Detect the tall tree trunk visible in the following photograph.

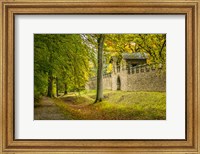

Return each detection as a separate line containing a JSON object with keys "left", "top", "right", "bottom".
{"left": 64, "top": 83, "right": 68, "bottom": 95}
{"left": 47, "top": 70, "right": 53, "bottom": 97}
{"left": 159, "top": 40, "right": 166, "bottom": 60}
{"left": 94, "top": 34, "right": 105, "bottom": 103}
{"left": 47, "top": 50, "right": 53, "bottom": 97}
{"left": 56, "top": 77, "right": 59, "bottom": 97}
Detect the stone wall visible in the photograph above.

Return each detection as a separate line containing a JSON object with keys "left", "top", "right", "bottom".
{"left": 86, "top": 64, "right": 166, "bottom": 92}
{"left": 85, "top": 74, "right": 112, "bottom": 90}
{"left": 112, "top": 64, "right": 166, "bottom": 92}
{"left": 103, "top": 75, "right": 112, "bottom": 90}
{"left": 111, "top": 69, "right": 128, "bottom": 91}
{"left": 85, "top": 78, "right": 97, "bottom": 90}
{"left": 128, "top": 66, "right": 165, "bottom": 91}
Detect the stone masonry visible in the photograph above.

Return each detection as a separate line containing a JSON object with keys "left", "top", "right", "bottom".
{"left": 86, "top": 53, "right": 166, "bottom": 92}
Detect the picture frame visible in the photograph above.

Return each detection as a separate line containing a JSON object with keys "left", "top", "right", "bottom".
{"left": 0, "top": 0, "right": 199, "bottom": 153}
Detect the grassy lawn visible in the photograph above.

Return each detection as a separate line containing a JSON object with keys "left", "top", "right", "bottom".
{"left": 54, "top": 90, "right": 166, "bottom": 120}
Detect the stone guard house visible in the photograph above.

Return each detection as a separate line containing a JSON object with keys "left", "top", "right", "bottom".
{"left": 86, "top": 52, "right": 166, "bottom": 92}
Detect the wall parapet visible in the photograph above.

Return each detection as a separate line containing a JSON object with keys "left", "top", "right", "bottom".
{"left": 114, "top": 63, "right": 163, "bottom": 74}
{"left": 86, "top": 63, "right": 165, "bottom": 92}
{"left": 127, "top": 63, "right": 163, "bottom": 74}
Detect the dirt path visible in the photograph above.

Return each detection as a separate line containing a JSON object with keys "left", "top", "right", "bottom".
{"left": 34, "top": 97, "right": 66, "bottom": 120}
{"left": 59, "top": 96, "right": 90, "bottom": 109}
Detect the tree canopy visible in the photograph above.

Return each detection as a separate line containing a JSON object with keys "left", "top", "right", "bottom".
{"left": 34, "top": 34, "right": 93, "bottom": 100}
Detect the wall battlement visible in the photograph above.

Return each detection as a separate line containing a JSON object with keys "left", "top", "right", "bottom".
{"left": 115, "top": 63, "right": 162, "bottom": 74}
{"left": 86, "top": 63, "right": 166, "bottom": 92}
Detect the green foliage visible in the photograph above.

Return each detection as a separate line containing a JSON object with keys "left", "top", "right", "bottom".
{"left": 34, "top": 34, "right": 94, "bottom": 102}
{"left": 103, "top": 34, "right": 166, "bottom": 71}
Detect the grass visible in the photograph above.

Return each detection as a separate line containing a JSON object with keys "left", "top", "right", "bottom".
{"left": 54, "top": 90, "right": 166, "bottom": 120}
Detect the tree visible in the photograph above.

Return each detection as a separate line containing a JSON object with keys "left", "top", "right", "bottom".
{"left": 34, "top": 34, "right": 93, "bottom": 102}
{"left": 34, "top": 34, "right": 50, "bottom": 101}
{"left": 94, "top": 34, "right": 105, "bottom": 103}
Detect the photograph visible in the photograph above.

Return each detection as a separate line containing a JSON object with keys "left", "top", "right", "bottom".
{"left": 34, "top": 34, "right": 166, "bottom": 120}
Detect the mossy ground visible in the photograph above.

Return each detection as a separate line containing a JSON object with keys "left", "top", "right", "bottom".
{"left": 53, "top": 90, "right": 166, "bottom": 120}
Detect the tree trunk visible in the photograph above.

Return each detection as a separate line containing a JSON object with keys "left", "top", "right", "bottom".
{"left": 47, "top": 50, "right": 53, "bottom": 97}
{"left": 64, "top": 83, "right": 68, "bottom": 95}
{"left": 94, "top": 34, "right": 105, "bottom": 103}
{"left": 56, "top": 77, "right": 59, "bottom": 97}
{"left": 47, "top": 70, "right": 53, "bottom": 97}
{"left": 159, "top": 40, "right": 166, "bottom": 60}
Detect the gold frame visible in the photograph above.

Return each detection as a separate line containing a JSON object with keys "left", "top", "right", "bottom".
{"left": 0, "top": 0, "right": 199, "bottom": 153}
